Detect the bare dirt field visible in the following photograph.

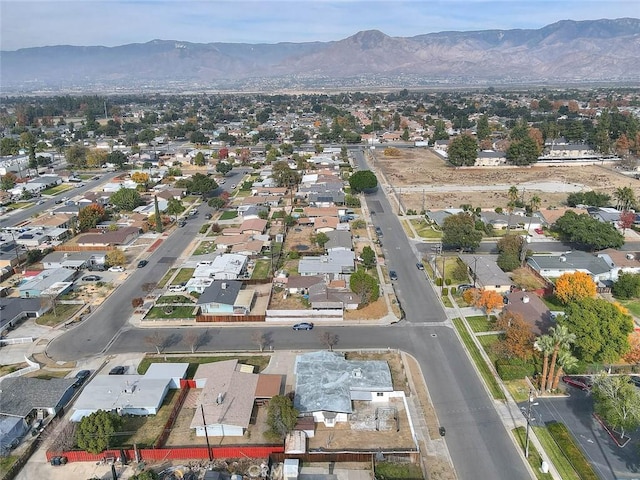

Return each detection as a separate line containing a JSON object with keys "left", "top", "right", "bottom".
{"left": 374, "top": 148, "right": 638, "bottom": 210}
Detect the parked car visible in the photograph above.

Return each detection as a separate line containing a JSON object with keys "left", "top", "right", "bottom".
{"left": 534, "top": 228, "right": 544, "bottom": 235}
{"left": 108, "top": 366, "right": 126, "bottom": 375}
{"left": 88, "top": 264, "right": 106, "bottom": 272}
{"left": 108, "top": 266, "right": 125, "bottom": 272}
{"left": 292, "top": 322, "right": 314, "bottom": 331}
{"left": 204, "top": 213, "right": 213, "bottom": 220}
{"left": 137, "top": 260, "right": 148, "bottom": 268}
{"left": 457, "top": 284, "right": 474, "bottom": 293}
{"left": 178, "top": 220, "right": 187, "bottom": 227}
{"left": 562, "top": 375, "right": 592, "bottom": 391}
{"left": 389, "top": 270, "right": 398, "bottom": 281}
{"left": 416, "top": 262, "right": 425, "bottom": 270}
{"left": 82, "top": 275, "right": 101, "bottom": 282}
{"left": 439, "top": 426, "right": 446, "bottom": 436}
{"left": 168, "top": 285, "right": 186, "bottom": 293}
{"left": 628, "top": 376, "right": 640, "bottom": 388}
{"left": 74, "top": 370, "right": 91, "bottom": 386}
{"left": 375, "top": 226, "right": 383, "bottom": 236}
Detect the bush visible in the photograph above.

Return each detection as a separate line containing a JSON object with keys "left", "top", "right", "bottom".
{"left": 450, "top": 287, "right": 457, "bottom": 295}
{"left": 442, "top": 287, "right": 449, "bottom": 295}
{"left": 546, "top": 422, "right": 599, "bottom": 480}
{"left": 435, "top": 278, "right": 442, "bottom": 286}
{"left": 495, "top": 359, "right": 535, "bottom": 381}
{"left": 445, "top": 278, "right": 452, "bottom": 286}
{"left": 288, "top": 251, "right": 300, "bottom": 259}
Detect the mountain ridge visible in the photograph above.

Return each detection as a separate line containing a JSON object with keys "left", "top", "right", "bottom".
{"left": 2, "top": 18, "right": 639, "bottom": 91}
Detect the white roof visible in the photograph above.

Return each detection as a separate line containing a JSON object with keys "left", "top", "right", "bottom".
{"left": 145, "top": 363, "right": 189, "bottom": 380}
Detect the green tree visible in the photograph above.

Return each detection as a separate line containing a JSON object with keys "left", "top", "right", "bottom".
{"left": 154, "top": 196, "right": 162, "bottom": 233}
{"left": 360, "top": 246, "right": 376, "bottom": 269}
{"left": 348, "top": 170, "right": 378, "bottom": 193}
{"left": 614, "top": 186, "right": 636, "bottom": 211}
{"left": 110, "top": 188, "right": 143, "bottom": 211}
{"left": 592, "top": 373, "right": 640, "bottom": 438}
{"left": 129, "top": 470, "right": 159, "bottom": 480}
{"left": 447, "top": 134, "right": 478, "bottom": 166}
{"left": 166, "top": 197, "right": 185, "bottom": 218}
{"left": 612, "top": 272, "right": 640, "bottom": 299}
{"left": 496, "top": 234, "right": 524, "bottom": 271}
{"left": 441, "top": 213, "right": 483, "bottom": 252}
{"left": 315, "top": 232, "right": 329, "bottom": 248}
{"left": 349, "top": 269, "right": 380, "bottom": 305}
{"left": 1, "top": 172, "right": 17, "bottom": 190}
{"left": 208, "top": 197, "right": 227, "bottom": 210}
{"left": 344, "top": 194, "right": 361, "bottom": 208}
{"left": 187, "top": 173, "right": 218, "bottom": 195}
{"left": 76, "top": 410, "right": 121, "bottom": 454}
{"left": 566, "top": 191, "right": 611, "bottom": 208}
{"left": 554, "top": 211, "right": 624, "bottom": 251}
{"left": 215, "top": 161, "right": 232, "bottom": 176}
{"left": 0, "top": 137, "right": 20, "bottom": 156}
{"left": 65, "top": 144, "right": 88, "bottom": 169}
{"left": 105, "top": 248, "right": 126, "bottom": 266}
{"left": 78, "top": 204, "right": 106, "bottom": 231}
{"left": 476, "top": 115, "right": 491, "bottom": 141}
{"left": 535, "top": 335, "right": 555, "bottom": 391}
{"left": 193, "top": 151, "right": 206, "bottom": 166}
{"left": 562, "top": 298, "right": 634, "bottom": 363}
{"left": 271, "top": 161, "right": 301, "bottom": 188}
{"left": 265, "top": 395, "right": 298, "bottom": 441}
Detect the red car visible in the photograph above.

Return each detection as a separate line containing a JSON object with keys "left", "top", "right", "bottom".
{"left": 534, "top": 228, "right": 544, "bottom": 235}
{"left": 562, "top": 376, "right": 592, "bottom": 391}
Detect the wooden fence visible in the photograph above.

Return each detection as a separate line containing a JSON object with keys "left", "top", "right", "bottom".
{"left": 154, "top": 384, "right": 191, "bottom": 449}
{"left": 196, "top": 314, "right": 266, "bottom": 323}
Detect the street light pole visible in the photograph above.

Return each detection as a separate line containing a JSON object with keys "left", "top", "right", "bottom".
{"left": 524, "top": 389, "right": 539, "bottom": 458}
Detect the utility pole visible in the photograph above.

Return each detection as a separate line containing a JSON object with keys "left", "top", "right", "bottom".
{"left": 524, "top": 389, "right": 539, "bottom": 458}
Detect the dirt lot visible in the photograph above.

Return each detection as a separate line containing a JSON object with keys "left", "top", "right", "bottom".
{"left": 374, "top": 148, "right": 638, "bottom": 210}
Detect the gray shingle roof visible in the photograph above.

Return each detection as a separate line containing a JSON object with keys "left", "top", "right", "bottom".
{"left": 0, "top": 377, "right": 75, "bottom": 418}
{"left": 197, "top": 280, "right": 242, "bottom": 306}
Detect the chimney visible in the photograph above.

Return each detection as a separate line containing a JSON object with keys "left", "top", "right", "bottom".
{"left": 221, "top": 283, "right": 227, "bottom": 290}
{"left": 216, "top": 392, "right": 224, "bottom": 404}
{"left": 522, "top": 295, "right": 530, "bottom": 304}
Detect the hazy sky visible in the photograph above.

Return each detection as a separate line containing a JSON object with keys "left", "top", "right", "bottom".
{"left": 1, "top": 0, "right": 638, "bottom": 51}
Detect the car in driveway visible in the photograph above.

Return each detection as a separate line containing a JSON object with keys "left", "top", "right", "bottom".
{"left": 389, "top": 270, "right": 398, "bottom": 281}
{"left": 292, "top": 322, "right": 314, "bottom": 331}
{"left": 416, "top": 262, "right": 425, "bottom": 270}
{"left": 204, "top": 213, "right": 212, "bottom": 220}
{"left": 108, "top": 366, "right": 126, "bottom": 375}
{"left": 534, "top": 228, "right": 544, "bottom": 235}
{"left": 82, "top": 275, "right": 101, "bottom": 282}
{"left": 74, "top": 370, "right": 91, "bottom": 386}
{"left": 137, "top": 260, "right": 148, "bottom": 268}
{"left": 562, "top": 375, "right": 592, "bottom": 391}
{"left": 108, "top": 266, "right": 125, "bottom": 272}
{"left": 375, "top": 226, "right": 383, "bottom": 236}
{"left": 628, "top": 375, "right": 640, "bottom": 388}
{"left": 168, "top": 284, "right": 186, "bottom": 293}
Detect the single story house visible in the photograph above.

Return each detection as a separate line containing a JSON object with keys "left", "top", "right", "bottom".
{"left": 19, "top": 268, "right": 75, "bottom": 298}
{"left": 298, "top": 250, "right": 355, "bottom": 279}
{"left": 285, "top": 275, "right": 324, "bottom": 294}
{"left": 197, "top": 280, "right": 256, "bottom": 315}
{"left": 76, "top": 226, "right": 141, "bottom": 247}
{"left": 527, "top": 251, "right": 613, "bottom": 284}
{"left": 325, "top": 231, "right": 352, "bottom": 252}
{"left": 0, "top": 297, "right": 43, "bottom": 332}
{"left": 308, "top": 283, "right": 360, "bottom": 310}
{"left": 190, "top": 360, "right": 282, "bottom": 437}
{"left": 459, "top": 254, "right": 512, "bottom": 294}
{"left": 0, "top": 376, "right": 76, "bottom": 423}
{"left": 503, "top": 291, "right": 553, "bottom": 335}
{"left": 294, "top": 351, "right": 393, "bottom": 428}
{"left": 596, "top": 249, "right": 640, "bottom": 281}
{"left": 193, "top": 254, "right": 248, "bottom": 280}
{"left": 42, "top": 251, "right": 106, "bottom": 270}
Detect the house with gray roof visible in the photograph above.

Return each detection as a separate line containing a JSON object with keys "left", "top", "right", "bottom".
{"left": 298, "top": 250, "right": 355, "bottom": 279}
{"left": 527, "top": 251, "right": 614, "bottom": 284}
{"left": 197, "top": 280, "right": 256, "bottom": 315}
{"left": 0, "top": 377, "right": 76, "bottom": 420}
{"left": 308, "top": 283, "right": 360, "bottom": 310}
{"left": 294, "top": 351, "right": 393, "bottom": 428}
{"left": 42, "top": 251, "right": 106, "bottom": 270}
{"left": 19, "top": 268, "right": 75, "bottom": 298}
{"left": 425, "top": 209, "right": 462, "bottom": 227}
{"left": 459, "top": 254, "right": 512, "bottom": 293}
{"left": 325, "top": 230, "right": 352, "bottom": 252}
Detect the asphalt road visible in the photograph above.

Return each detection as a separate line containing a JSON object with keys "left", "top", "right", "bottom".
{"left": 44, "top": 162, "right": 530, "bottom": 480}
{"left": 528, "top": 390, "right": 640, "bottom": 480}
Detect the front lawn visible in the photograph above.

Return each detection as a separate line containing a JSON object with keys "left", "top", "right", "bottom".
{"left": 466, "top": 315, "right": 495, "bottom": 333}
{"left": 145, "top": 305, "right": 197, "bottom": 319}
{"left": 615, "top": 298, "right": 640, "bottom": 318}
{"left": 170, "top": 268, "right": 195, "bottom": 285}
{"left": 156, "top": 295, "right": 195, "bottom": 304}
{"left": 41, "top": 184, "right": 75, "bottom": 195}
{"left": 541, "top": 295, "right": 565, "bottom": 311}
{"left": 0, "top": 456, "right": 18, "bottom": 478}
{"left": 375, "top": 461, "right": 423, "bottom": 480}
{"left": 219, "top": 210, "right": 238, "bottom": 220}
{"left": 137, "top": 355, "right": 271, "bottom": 378}
{"left": 158, "top": 268, "right": 176, "bottom": 288}
{"left": 193, "top": 241, "right": 216, "bottom": 255}
{"left": 409, "top": 219, "right": 442, "bottom": 239}
{"left": 36, "top": 303, "right": 83, "bottom": 326}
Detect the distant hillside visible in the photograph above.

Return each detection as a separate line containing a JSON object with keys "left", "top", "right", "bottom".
{"left": 2, "top": 18, "right": 639, "bottom": 92}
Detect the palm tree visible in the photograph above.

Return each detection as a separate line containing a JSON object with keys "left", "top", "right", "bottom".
{"left": 614, "top": 186, "right": 636, "bottom": 211}
{"left": 507, "top": 185, "right": 519, "bottom": 232}
{"left": 545, "top": 325, "right": 577, "bottom": 392}
{"left": 535, "top": 335, "right": 554, "bottom": 392}
{"left": 527, "top": 194, "right": 542, "bottom": 235}
{"left": 551, "top": 349, "right": 579, "bottom": 390}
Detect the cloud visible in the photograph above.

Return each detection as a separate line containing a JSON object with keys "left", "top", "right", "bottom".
{"left": 1, "top": 0, "right": 638, "bottom": 50}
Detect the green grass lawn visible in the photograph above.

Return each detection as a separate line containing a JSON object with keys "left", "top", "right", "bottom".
{"left": 615, "top": 298, "right": 640, "bottom": 318}
{"left": 137, "top": 355, "right": 271, "bottom": 377}
{"left": 466, "top": 315, "right": 495, "bottom": 333}
{"left": 375, "top": 461, "right": 424, "bottom": 480}
{"left": 477, "top": 333, "right": 501, "bottom": 363}
{"left": 512, "top": 427, "right": 554, "bottom": 480}
{"left": 452, "top": 318, "right": 505, "bottom": 400}
{"left": 158, "top": 268, "right": 176, "bottom": 288}
{"left": 251, "top": 259, "right": 271, "bottom": 279}
{"left": 145, "top": 305, "right": 197, "bottom": 319}
{"left": 441, "top": 294, "right": 453, "bottom": 307}
{"left": 41, "top": 184, "right": 75, "bottom": 195}
{"left": 409, "top": 219, "right": 442, "bottom": 239}
{"left": 7, "top": 201, "right": 35, "bottom": 211}
{"left": 219, "top": 210, "right": 238, "bottom": 220}
{"left": 36, "top": 303, "right": 84, "bottom": 326}
{"left": 0, "top": 456, "right": 18, "bottom": 477}
{"left": 193, "top": 241, "right": 216, "bottom": 255}
{"left": 170, "top": 268, "right": 195, "bottom": 285}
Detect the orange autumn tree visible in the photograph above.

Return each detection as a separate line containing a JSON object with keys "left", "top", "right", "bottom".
{"left": 465, "top": 288, "right": 503, "bottom": 318}
{"left": 554, "top": 271, "right": 597, "bottom": 305}
{"left": 495, "top": 311, "right": 535, "bottom": 361}
{"left": 623, "top": 331, "right": 640, "bottom": 364}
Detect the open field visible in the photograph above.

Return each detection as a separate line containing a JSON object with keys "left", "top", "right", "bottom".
{"left": 374, "top": 148, "right": 638, "bottom": 210}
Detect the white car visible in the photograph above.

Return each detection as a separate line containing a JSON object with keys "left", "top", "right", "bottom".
{"left": 108, "top": 266, "right": 125, "bottom": 272}
{"left": 168, "top": 285, "right": 186, "bottom": 293}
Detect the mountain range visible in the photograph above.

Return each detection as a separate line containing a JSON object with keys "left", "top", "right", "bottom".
{"left": 2, "top": 18, "right": 639, "bottom": 92}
